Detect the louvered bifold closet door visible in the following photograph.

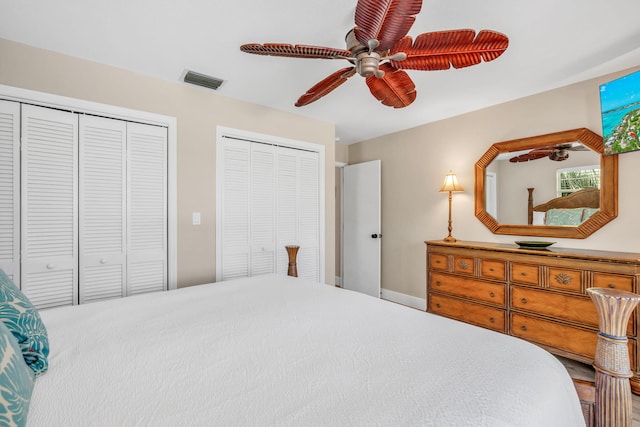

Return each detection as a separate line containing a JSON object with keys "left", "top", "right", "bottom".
{"left": 250, "top": 143, "right": 276, "bottom": 275}
{"left": 127, "top": 122, "right": 167, "bottom": 295}
{"left": 21, "top": 105, "right": 78, "bottom": 308}
{"left": 275, "top": 147, "right": 298, "bottom": 276}
{"left": 296, "top": 150, "right": 320, "bottom": 281}
{"left": 79, "top": 115, "right": 126, "bottom": 303}
{"left": 220, "top": 139, "right": 251, "bottom": 280}
{"left": 0, "top": 100, "right": 20, "bottom": 283}
{"left": 275, "top": 147, "right": 319, "bottom": 281}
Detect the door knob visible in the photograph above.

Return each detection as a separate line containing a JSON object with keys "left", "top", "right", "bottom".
{"left": 371, "top": 234, "right": 382, "bottom": 239}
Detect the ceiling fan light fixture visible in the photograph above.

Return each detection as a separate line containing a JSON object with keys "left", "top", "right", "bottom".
{"left": 356, "top": 52, "right": 381, "bottom": 77}
{"left": 183, "top": 70, "right": 224, "bottom": 91}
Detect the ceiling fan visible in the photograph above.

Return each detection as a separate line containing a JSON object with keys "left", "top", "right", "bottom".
{"left": 240, "top": 0, "right": 509, "bottom": 108}
{"left": 509, "top": 143, "right": 590, "bottom": 163}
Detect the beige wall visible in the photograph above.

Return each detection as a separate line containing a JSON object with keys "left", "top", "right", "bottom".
{"left": 335, "top": 144, "right": 349, "bottom": 164}
{"left": 349, "top": 66, "right": 640, "bottom": 299}
{"left": 0, "top": 38, "right": 336, "bottom": 287}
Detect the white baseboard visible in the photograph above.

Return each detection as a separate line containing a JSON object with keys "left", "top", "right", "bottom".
{"left": 381, "top": 289, "right": 426, "bottom": 311}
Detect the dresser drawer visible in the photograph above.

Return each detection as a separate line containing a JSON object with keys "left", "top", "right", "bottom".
{"left": 429, "top": 253, "right": 449, "bottom": 271}
{"left": 511, "top": 263, "right": 539, "bottom": 286}
{"left": 430, "top": 293, "right": 506, "bottom": 333}
{"left": 510, "top": 313, "right": 637, "bottom": 370}
{"left": 453, "top": 256, "right": 474, "bottom": 275}
{"left": 548, "top": 267, "right": 582, "bottom": 292}
{"left": 480, "top": 259, "right": 506, "bottom": 281}
{"left": 511, "top": 286, "right": 600, "bottom": 329}
{"left": 431, "top": 272, "right": 505, "bottom": 306}
{"left": 592, "top": 273, "right": 634, "bottom": 292}
{"left": 511, "top": 313, "right": 598, "bottom": 360}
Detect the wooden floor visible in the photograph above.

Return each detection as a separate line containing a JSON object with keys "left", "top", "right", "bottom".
{"left": 556, "top": 356, "right": 640, "bottom": 425}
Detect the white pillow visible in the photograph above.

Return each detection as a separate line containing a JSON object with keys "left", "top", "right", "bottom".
{"left": 532, "top": 211, "right": 546, "bottom": 225}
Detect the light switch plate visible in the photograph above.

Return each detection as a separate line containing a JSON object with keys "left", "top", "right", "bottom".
{"left": 192, "top": 212, "right": 201, "bottom": 225}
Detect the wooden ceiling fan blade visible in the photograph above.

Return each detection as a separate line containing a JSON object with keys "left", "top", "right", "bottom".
{"left": 354, "top": 0, "right": 422, "bottom": 52}
{"left": 365, "top": 63, "right": 416, "bottom": 108}
{"left": 240, "top": 43, "right": 352, "bottom": 59}
{"left": 509, "top": 151, "right": 552, "bottom": 163}
{"left": 295, "top": 67, "right": 357, "bottom": 107}
{"left": 390, "top": 29, "right": 509, "bottom": 70}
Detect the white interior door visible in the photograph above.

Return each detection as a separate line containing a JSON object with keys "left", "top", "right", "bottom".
{"left": 21, "top": 104, "right": 79, "bottom": 308}
{"left": 342, "top": 160, "right": 381, "bottom": 298}
{"left": 126, "top": 122, "right": 168, "bottom": 295}
{"left": 0, "top": 100, "right": 20, "bottom": 283}
{"left": 217, "top": 134, "right": 321, "bottom": 283}
{"left": 485, "top": 171, "right": 497, "bottom": 219}
{"left": 79, "top": 115, "right": 127, "bottom": 303}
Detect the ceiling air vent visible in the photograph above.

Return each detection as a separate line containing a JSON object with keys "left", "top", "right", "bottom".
{"left": 183, "top": 70, "right": 224, "bottom": 90}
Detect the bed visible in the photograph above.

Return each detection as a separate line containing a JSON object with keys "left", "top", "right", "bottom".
{"left": 527, "top": 187, "right": 600, "bottom": 225}
{"left": 0, "top": 274, "right": 589, "bottom": 426}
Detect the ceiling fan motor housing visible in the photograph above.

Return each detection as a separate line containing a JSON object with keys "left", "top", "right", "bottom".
{"left": 345, "top": 28, "right": 367, "bottom": 54}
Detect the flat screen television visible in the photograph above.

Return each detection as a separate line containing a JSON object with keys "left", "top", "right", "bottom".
{"left": 599, "top": 69, "right": 640, "bottom": 155}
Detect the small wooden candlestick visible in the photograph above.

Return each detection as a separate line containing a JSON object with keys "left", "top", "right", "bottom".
{"left": 285, "top": 245, "right": 300, "bottom": 277}
{"left": 587, "top": 287, "right": 640, "bottom": 427}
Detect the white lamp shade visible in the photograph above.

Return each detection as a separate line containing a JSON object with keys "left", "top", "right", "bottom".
{"left": 439, "top": 172, "right": 464, "bottom": 192}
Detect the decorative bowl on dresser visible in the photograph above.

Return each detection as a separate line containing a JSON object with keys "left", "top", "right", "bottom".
{"left": 425, "top": 240, "right": 640, "bottom": 394}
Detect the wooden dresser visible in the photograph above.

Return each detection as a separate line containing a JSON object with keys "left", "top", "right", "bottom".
{"left": 425, "top": 240, "right": 640, "bottom": 393}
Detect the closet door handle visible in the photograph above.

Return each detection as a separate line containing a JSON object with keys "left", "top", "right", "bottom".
{"left": 100, "top": 258, "right": 108, "bottom": 264}
{"left": 46, "top": 263, "right": 55, "bottom": 270}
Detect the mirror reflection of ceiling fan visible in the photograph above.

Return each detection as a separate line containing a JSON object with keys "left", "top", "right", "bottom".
{"left": 509, "top": 143, "right": 590, "bottom": 163}
{"left": 240, "top": 0, "right": 509, "bottom": 108}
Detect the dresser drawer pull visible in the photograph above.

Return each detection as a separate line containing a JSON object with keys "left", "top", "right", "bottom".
{"left": 435, "top": 303, "right": 441, "bottom": 308}
{"left": 489, "top": 317, "right": 495, "bottom": 323}
{"left": 554, "top": 273, "right": 572, "bottom": 285}
{"left": 435, "top": 281, "right": 441, "bottom": 286}
{"left": 520, "top": 272, "right": 527, "bottom": 276}
{"left": 458, "top": 260, "right": 470, "bottom": 270}
{"left": 489, "top": 292, "right": 495, "bottom": 298}
{"left": 609, "top": 284, "right": 615, "bottom": 289}
{"left": 520, "top": 298, "right": 527, "bottom": 304}
{"left": 489, "top": 267, "right": 495, "bottom": 272}
{"left": 521, "top": 325, "right": 527, "bottom": 331}
{"left": 435, "top": 260, "right": 441, "bottom": 264}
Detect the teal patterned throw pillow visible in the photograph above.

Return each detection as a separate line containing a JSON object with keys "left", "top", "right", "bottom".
{"left": 544, "top": 208, "right": 584, "bottom": 226}
{"left": 0, "top": 321, "right": 35, "bottom": 427}
{"left": 0, "top": 269, "right": 49, "bottom": 376}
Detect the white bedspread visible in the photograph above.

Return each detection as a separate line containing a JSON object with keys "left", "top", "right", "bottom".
{"left": 28, "top": 275, "right": 584, "bottom": 426}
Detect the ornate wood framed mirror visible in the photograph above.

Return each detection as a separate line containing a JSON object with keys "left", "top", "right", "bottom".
{"left": 475, "top": 128, "right": 618, "bottom": 238}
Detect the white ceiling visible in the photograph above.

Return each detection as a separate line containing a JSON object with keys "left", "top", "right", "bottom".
{"left": 2, "top": 0, "right": 640, "bottom": 144}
